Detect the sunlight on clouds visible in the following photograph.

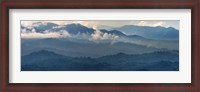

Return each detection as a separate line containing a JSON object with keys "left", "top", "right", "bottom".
{"left": 21, "top": 21, "right": 33, "bottom": 27}
{"left": 137, "top": 21, "right": 164, "bottom": 27}
{"left": 91, "top": 29, "right": 101, "bottom": 40}
{"left": 91, "top": 27, "right": 119, "bottom": 41}
{"left": 72, "top": 21, "right": 97, "bottom": 28}
{"left": 21, "top": 30, "right": 70, "bottom": 39}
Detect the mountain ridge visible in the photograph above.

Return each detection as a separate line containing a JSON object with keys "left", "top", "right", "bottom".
{"left": 113, "top": 25, "right": 179, "bottom": 40}
{"left": 21, "top": 22, "right": 179, "bottom": 40}
{"left": 21, "top": 50, "right": 179, "bottom": 71}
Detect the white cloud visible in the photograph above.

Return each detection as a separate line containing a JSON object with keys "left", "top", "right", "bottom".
{"left": 21, "top": 30, "right": 70, "bottom": 39}
{"left": 152, "top": 21, "right": 164, "bottom": 26}
{"left": 21, "top": 28, "right": 27, "bottom": 33}
{"left": 21, "top": 21, "right": 119, "bottom": 40}
{"left": 91, "top": 29, "right": 101, "bottom": 40}
{"left": 91, "top": 27, "right": 119, "bottom": 41}
{"left": 135, "top": 21, "right": 164, "bottom": 27}
{"left": 21, "top": 21, "right": 33, "bottom": 27}
{"left": 21, "top": 21, "right": 47, "bottom": 28}
{"left": 72, "top": 21, "right": 97, "bottom": 28}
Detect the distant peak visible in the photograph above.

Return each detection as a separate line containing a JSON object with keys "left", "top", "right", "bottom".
{"left": 122, "top": 25, "right": 138, "bottom": 27}
{"left": 66, "top": 23, "right": 84, "bottom": 27}
{"left": 156, "top": 26, "right": 165, "bottom": 28}
{"left": 167, "top": 27, "right": 176, "bottom": 30}
{"left": 37, "top": 50, "right": 53, "bottom": 53}
{"left": 116, "top": 52, "right": 127, "bottom": 56}
{"left": 110, "top": 30, "right": 119, "bottom": 32}
{"left": 65, "top": 23, "right": 90, "bottom": 29}
{"left": 128, "top": 35, "right": 145, "bottom": 39}
{"left": 129, "top": 35, "right": 142, "bottom": 37}
{"left": 29, "top": 50, "right": 58, "bottom": 56}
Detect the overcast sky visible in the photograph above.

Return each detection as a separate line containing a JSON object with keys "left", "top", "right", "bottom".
{"left": 21, "top": 20, "right": 179, "bottom": 30}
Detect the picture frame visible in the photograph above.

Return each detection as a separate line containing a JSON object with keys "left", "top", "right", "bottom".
{"left": 0, "top": 0, "right": 199, "bottom": 92}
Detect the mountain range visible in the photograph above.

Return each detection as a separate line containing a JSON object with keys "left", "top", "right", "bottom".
{"left": 21, "top": 22, "right": 179, "bottom": 71}
{"left": 113, "top": 25, "right": 179, "bottom": 40}
{"left": 22, "top": 22, "right": 179, "bottom": 40}
{"left": 21, "top": 22, "right": 179, "bottom": 56}
{"left": 22, "top": 50, "right": 179, "bottom": 71}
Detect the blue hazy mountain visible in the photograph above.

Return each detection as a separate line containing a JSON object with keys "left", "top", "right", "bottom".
{"left": 50, "top": 23, "right": 127, "bottom": 36}
{"left": 113, "top": 25, "right": 179, "bottom": 40}
{"left": 33, "top": 22, "right": 58, "bottom": 33}
{"left": 22, "top": 50, "right": 72, "bottom": 65}
{"left": 100, "top": 29, "right": 127, "bottom": 37}
{"left": 21, "top": 50, "right": 178, "bottom": 71}
{"left": 63, "top": 24, "right": 95, "bottom": 35}
{"left": 21, "top": 38, "right": 164, "bottom": 58}
{"left": 21, "top": 36, "right": 178, "bottom": 57}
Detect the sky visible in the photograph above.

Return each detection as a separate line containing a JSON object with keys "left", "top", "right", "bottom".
{"left": 21, "top": 20, "right": 179, "bottom": 30}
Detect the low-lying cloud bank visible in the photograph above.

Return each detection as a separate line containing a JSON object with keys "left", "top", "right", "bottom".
{"left": 21, "top": 30, "right": 70, "bottom": 39}
{"left": 21, "top": 25, "right": 119, "bottom": 41}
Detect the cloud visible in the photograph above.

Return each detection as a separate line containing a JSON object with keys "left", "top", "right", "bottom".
{"left": 21, "top": 30, "right": 70, "bottom": 39}
{"left": 91, "top": 27, "right": 119, "bottom": 41}
{"left": 21, "top": 21, "right": 119, "bottom": 41}
{"left": 21, "top": 28, "right": 27, "bottom": 33}
{"left": 91, "top": 29, "right": 101, "bottom": 40}
{"left": 21, "top": 21, "right": 48, "bottom": 28}
{"left": 72, "top": 21, "right": 97, "bottom": 28}
{"left": 134, "top": 21, "right": 164, "bottom": 27}
{"left": 21, "top": 21, "right": 34, "bottom": 27}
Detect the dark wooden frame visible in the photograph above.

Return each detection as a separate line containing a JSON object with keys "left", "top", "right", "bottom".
{"left": 0, "top": 0, "right": 199, "bottom": 92}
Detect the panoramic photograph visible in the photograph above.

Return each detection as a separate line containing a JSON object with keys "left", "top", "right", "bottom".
{"left": 21, "top": 20, "right": 179, "bottom": 71}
